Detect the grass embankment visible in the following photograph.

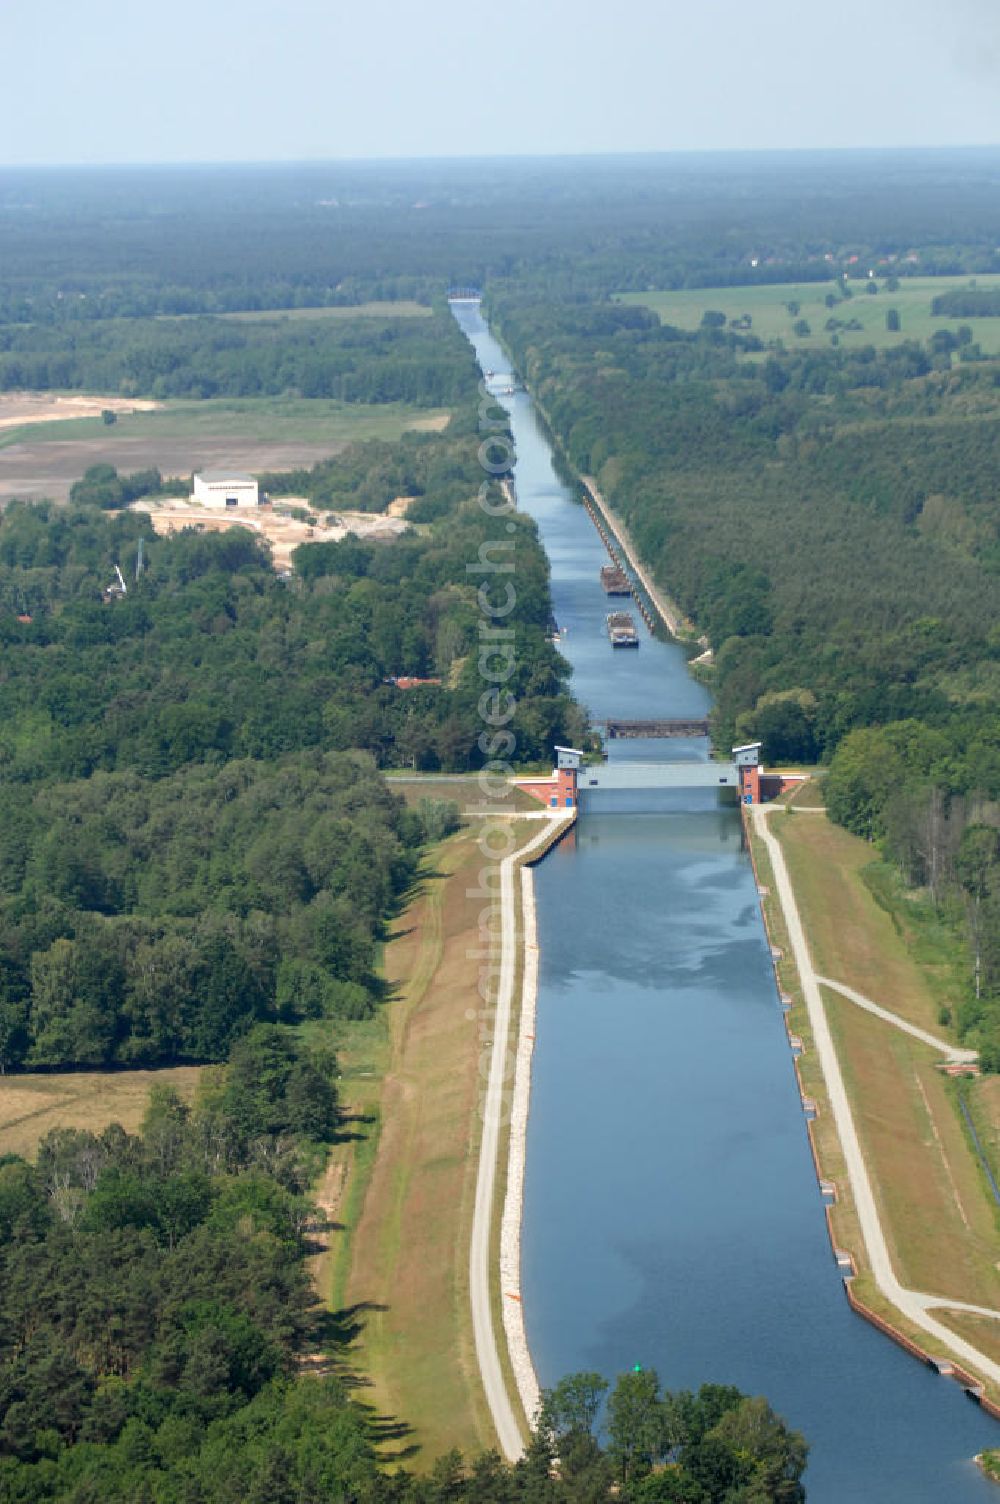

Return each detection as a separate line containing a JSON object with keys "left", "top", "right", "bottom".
{"left": 617, "top": 273, "right": 1000, "bottom": 354}
{"left": 329, "top": 812, "right": 544, "bottom": 1463}
{"left": 776, "top": 776, "right": 827, "bottom": 809}
{"left": 0, "top": 1067, "right": 203, "bottom": 1159}
{"left": 748, "top": 806, "right": 1000, "bottom": 1381}
{"left": 385, "top": 774, "right": 541, "bottom": 815}
{"left": 0, "top": 397, "right": 451, "bottom": 454}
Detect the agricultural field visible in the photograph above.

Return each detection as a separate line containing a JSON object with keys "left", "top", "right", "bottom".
{"left": 0, "top": 397, "right": 451, "bottom": 502}
{"left": 0, "top": 1066, "right": 204, "bottom": 1160}
{"left": 617, "top": 273, "right": 1000, "bottom": 353}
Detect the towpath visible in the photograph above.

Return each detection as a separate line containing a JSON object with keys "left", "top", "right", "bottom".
{"left": 754, "top": 805, "right": 1000, "bottom": 1387}
{"left": 470, "top": 814, "right": 574, "bottom": 1459}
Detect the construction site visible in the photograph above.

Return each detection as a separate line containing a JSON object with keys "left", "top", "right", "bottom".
{"left": 131, "top": 492, "right": 412, "bottom": 571}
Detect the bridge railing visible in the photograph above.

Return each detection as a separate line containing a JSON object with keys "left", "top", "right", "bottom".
{"left": 602, "top": 718, "right": 711, "bottom": 739}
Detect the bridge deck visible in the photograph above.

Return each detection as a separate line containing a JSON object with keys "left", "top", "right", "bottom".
{"left": 579, "top": 762, "right": 738, "bottom": 792}
{"left": 602, "top": 718, "right": 710, "bottom": 739}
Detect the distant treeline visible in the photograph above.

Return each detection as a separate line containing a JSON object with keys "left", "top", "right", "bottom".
{"left": 258, "top": 425, "right": 477, "bottom": 520}
{"left": 6, "top": 154, "right": 1000, "bottom": 326}
{"left": 0, "top": 310, "right": 475, "bottom": 405}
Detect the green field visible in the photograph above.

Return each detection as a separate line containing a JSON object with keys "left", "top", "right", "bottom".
{"left": 616, "top": 274, "right": 1000, "bottom": 354}
{"left": 0, "top": 397, "right": 450, "bottom": 453}
{"left": 154, "top": 301, "right": 434, "bottom": 325}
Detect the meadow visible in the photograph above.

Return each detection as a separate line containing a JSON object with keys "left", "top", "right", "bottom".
{"left": 617, "top": 273, "right": 1000, "bottom": 354}
{"left": 0, "top": 1066, "right": 203, "bottom": 1160}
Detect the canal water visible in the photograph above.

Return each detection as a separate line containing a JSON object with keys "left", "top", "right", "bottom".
{"left": 452, "top": 303, "right": 1000, "bottom": 1500}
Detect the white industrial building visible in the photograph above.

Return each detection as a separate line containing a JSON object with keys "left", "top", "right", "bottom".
{"left": 192, "top": 472, "right": 259, "bottom": 509}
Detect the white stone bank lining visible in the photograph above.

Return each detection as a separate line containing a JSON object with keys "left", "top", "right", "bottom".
{"left": 471, "top": 815, "right": 570, "bottom": 1459}
{"left": 498, "top": 862, "right": 543, "bottom": 1430}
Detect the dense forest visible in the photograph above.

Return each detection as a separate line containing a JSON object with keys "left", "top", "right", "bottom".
{"left": 0, "top": 751, "right": 436, "bottom": 1071}
{"left": 0, "top": 449, "right": 578, "bottom": 788}
{"left": 0, "top": 313, "right": 473, "bottom": 405}
{"left": 0, "top": 1041, "right": 808, "bottom": 1502}
{"left": 490, "top": 290, "right": 1000, "bottom": 1066}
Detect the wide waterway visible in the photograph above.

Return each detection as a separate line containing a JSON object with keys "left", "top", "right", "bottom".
{"left": 452, "top": 303, "right": 1000, "bottom": 1501}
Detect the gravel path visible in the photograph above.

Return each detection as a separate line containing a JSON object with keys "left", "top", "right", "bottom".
{"left": 816, "top": 974, "right": 979, "bottom": 1065}
{"left": 469, "top": 815, "right": 572, "bottom": 1459}
{"left": 498, "top": 864, "right": 543, "bottom": 1431}
{"left": 755, "top": 805, "right": 1000, "bottom": 1386}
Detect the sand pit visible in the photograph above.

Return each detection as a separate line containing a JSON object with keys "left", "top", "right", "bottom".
{"left": 133, "top": 496, "right": 409, "bottom": 570}
{"left": 0, "top": 391, "right": 161, "bottom": 432}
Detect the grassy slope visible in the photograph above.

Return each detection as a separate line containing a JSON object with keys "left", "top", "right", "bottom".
{"left": 330, "top": 816, "right": 519, "bottom": 1463}
{"left": 618, "top": 273, "right": 1000, "bottom": 353}
{"left": 778, "top": 813, "right": 959, "bottom": 1036}
{"left": 772, "top": 813, "right": 1000, "bottom": 1355}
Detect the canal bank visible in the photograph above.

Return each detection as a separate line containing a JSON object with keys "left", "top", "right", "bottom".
{"left": 752, "top": 804, "right": 1000, "bottom": 1400}
{"left": 453, "top": 300, "right": 1000, "bottom": 1501}
{"left": 470, "top": 813, "right": 574, "bottom": 1459}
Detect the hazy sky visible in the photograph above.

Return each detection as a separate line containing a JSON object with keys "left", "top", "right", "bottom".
{"left": 6, "top": 0, "right": 1000, "bottom": 165}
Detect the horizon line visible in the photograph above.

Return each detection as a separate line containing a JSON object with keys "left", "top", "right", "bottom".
{"left": 3, "top": 142, "right": 1000, "bottom": 172}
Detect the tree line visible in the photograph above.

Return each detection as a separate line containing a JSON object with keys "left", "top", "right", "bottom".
{"left": 931, "top": 288, "right": 1000, "bottom": 317}
{"left": 7, "top": 156, "right": 1000, "bottom": 328}
{"left": 0, "top": 310, "right": 475, "bottom": 406}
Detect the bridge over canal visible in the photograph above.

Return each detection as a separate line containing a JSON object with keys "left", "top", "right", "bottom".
{"left": 576, "top": 760, "right": 739, "bottom": 795}
{"left": 601, "top": 717, "right": 711, "bottom": 740}
{"left": 513, "top": 744, "right": 771, "bottom": 811}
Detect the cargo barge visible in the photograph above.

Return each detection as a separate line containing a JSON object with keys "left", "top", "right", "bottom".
{"left": 600, "top": 563, "right": 631, "bottom": 596}
{"left": 606, "top": 610, "right": 640, "bottom": 648}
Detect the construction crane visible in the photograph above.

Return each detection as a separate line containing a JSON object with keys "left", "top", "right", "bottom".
{"left": 103, "top": 564, "right": 128, "bottom": 601}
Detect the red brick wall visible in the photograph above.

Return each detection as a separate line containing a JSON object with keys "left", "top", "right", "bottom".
{"left": 740, "top": 765, "right": 761, "bottom": 804}
{"left": 512, "top": 779, "right": 559, "bottom": 806}
{"left": 513, "top": 768, "right": 577, "bottom": 808}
